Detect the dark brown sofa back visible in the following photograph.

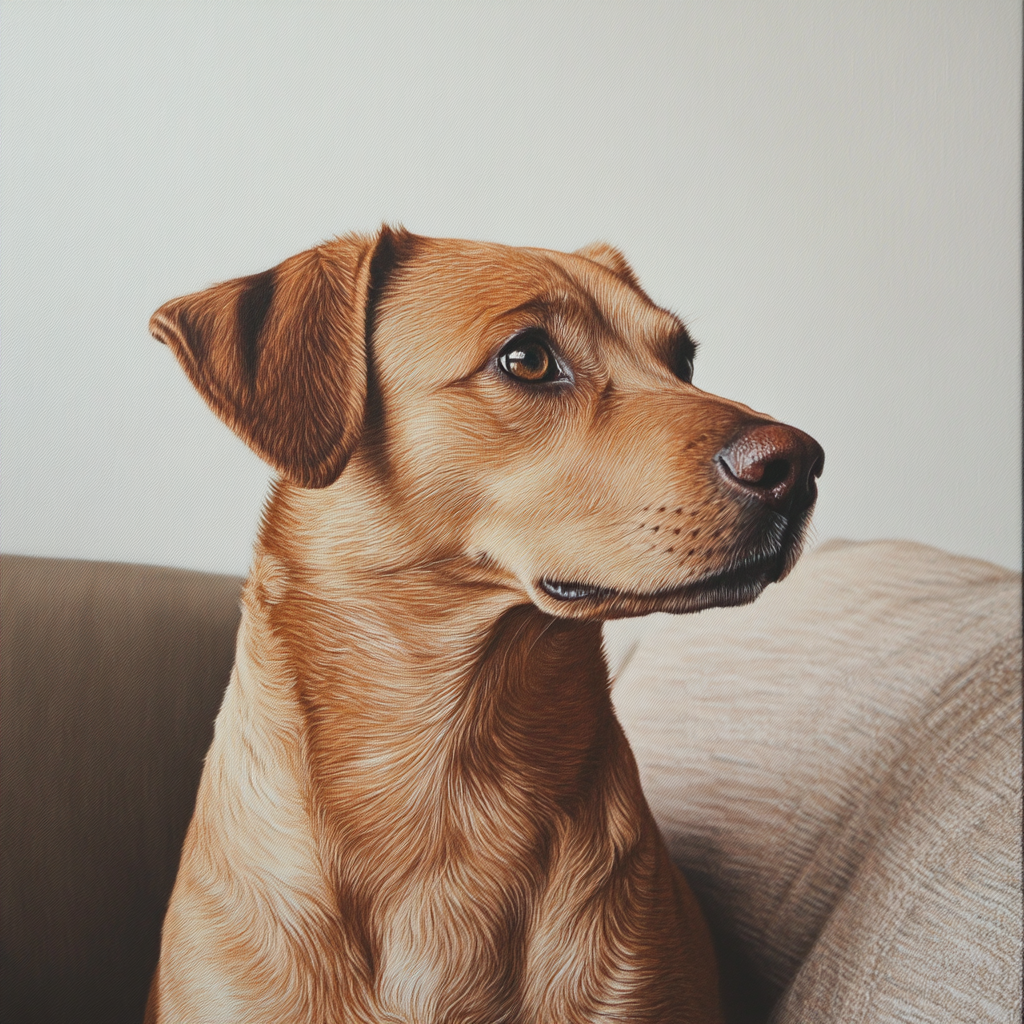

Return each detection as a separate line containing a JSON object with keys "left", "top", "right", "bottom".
{"left": 1, "top": 555, "right": 242, "bottom": 1024}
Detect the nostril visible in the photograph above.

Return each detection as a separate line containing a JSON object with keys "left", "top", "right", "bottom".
{"left": 717, "top": 450, "right": 791, "bottom": 490}
{"left": 758, "top": 458, "right": 791, "bottom": 490}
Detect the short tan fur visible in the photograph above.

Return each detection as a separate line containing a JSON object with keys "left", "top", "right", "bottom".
{"left": 146, "top": 228, "right": 822, "bottom": 1023}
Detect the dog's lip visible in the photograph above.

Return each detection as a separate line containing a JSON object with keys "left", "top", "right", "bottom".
{"left": 538, "top": 579, "right": 619, "bottom": 602}
{"left": 538, "top": 550, "right": 783, "bottom": 607}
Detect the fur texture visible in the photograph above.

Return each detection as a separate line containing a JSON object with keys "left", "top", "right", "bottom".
{"left": 146, "top": 229, "right": 822, "bottom": 1023}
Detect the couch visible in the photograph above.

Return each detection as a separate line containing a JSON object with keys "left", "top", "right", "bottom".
{"left": 1, "top": 539, "right": 1020, "bottom": 1023}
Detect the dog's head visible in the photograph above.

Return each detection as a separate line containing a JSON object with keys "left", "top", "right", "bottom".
{"left": 152, "top": 227, "right": 822, "bottom": 620}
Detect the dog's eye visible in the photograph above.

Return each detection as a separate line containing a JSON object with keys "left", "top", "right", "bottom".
{"left": 673, "top": 349, "right": 695, "bottom": 384}
{"left": 498, "top": 330, "right": 561, "bottom": 383}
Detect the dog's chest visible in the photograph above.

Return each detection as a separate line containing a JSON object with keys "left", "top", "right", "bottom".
{"left": 367, "top": 872, "right": 522, "bottom": 1022}
{"left": 277, "top": 736, "right": 612, "bottom": 1022}
{"left": 199, "top": 603, "right": 657, "bottom": 1021}
{"left": 351, "top": 833, "right": 628, "bottom": 1024}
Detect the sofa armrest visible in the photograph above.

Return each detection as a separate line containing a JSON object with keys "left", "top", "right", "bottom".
{"left": 0, "top": 555, "right": 243, "bottom": 1024}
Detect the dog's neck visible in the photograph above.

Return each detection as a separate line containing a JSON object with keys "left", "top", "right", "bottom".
{"left": 203, "top": 479, "right": 653, "bottom": 1020}
{"left": 247, "top": 477, "right": 619, "bottom": 821}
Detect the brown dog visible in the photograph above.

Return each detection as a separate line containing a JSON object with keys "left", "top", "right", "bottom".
{"left": 146, "top": 228, "right": 822, "bottom": 1023}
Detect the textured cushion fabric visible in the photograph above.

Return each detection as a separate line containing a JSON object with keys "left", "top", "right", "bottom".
{"left": 0, "top": 555, "right": 243, "bottom": 1024}
{"left": 606, "top": 539, "right": 1022, "bottom": 1024}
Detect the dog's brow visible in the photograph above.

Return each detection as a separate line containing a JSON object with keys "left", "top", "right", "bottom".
{"left": 495, "top": 292, "right": 595, "bottom": 327}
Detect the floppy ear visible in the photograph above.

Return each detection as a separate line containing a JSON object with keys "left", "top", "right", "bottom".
{"left": 150, "top": 227, "right": 403, "bottom": 488}
{"left": 574, "top": 241, "right": 643, "bottom": 291}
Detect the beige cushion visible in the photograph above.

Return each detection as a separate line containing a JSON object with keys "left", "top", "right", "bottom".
{"left": 607, "top": 539, "right": 1022, "bottom": 1024}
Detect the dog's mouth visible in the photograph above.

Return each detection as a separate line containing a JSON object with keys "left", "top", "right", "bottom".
{"left": 539, "top": 552, "right": 779, "bottom": 617}
{"left": 539, "top": 580, "right": 620, "bottom": 602}
{"left": 537, "top": 511, "right": 811, "bottom": 619}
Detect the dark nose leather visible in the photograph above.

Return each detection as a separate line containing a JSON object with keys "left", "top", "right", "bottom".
{"left": 716, "top": 423, "right": 824, "bottom": 514}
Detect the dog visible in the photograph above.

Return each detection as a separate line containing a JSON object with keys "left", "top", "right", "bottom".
{"left": 145, "top": 227, "right": 823, "bottom": 1023}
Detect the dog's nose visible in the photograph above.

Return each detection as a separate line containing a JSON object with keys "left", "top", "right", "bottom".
{"left": 716, "top": 423, "right": 824, "bottom": 514}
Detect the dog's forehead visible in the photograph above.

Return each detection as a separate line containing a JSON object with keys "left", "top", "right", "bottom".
{"left": 377, "top": 237, "right": 682, "bottom": 380}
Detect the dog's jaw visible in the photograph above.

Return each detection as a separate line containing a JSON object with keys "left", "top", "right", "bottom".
{"left": 532, "top": 499, "right": 815, "bottom": 621}
{"left": 535, "top": 556, "right": 777, "bottom": 619}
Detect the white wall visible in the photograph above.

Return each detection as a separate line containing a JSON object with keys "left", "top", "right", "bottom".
{"left": 2, "top": 1, "right": 1020, "bottom": 575}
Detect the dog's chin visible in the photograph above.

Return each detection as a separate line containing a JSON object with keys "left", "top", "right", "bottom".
{"left": 534, "top": 513, "right": 811, "bottom": 621}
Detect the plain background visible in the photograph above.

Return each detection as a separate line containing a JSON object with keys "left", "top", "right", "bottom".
{"left": 1, "top": 0, "right": 1020, "bottom": 576}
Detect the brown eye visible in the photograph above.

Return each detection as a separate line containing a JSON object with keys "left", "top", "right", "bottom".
{"left": 498, "top": 330, "right": 560, "bottom": 383}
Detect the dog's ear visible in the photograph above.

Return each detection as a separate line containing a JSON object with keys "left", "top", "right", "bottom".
{"left": 150, "top": 227, "right": 405, "bottom": 488}
{"left": 574, "top": 241, "right": 643, "bottom": 291}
